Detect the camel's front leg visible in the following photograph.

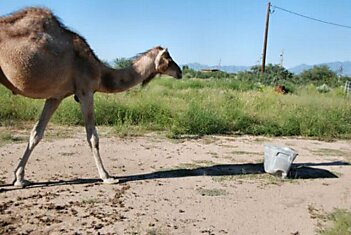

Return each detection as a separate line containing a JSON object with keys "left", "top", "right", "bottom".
{"left": 13, "top": 98, "right": 62, "bottom": 187}
{"left": 79, "top": 92, "right": 118, "bottom": 184}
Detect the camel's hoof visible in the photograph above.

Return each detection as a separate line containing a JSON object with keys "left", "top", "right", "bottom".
{"left": 103, "top": 178, "right": 119, "bottom": 184}
{"left": 14, "top": 179, "right": 31, "bottom": 188}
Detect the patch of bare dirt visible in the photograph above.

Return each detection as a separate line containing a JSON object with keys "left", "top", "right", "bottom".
{"left": 0, "top": 132, "right": 350, "bottom": 234}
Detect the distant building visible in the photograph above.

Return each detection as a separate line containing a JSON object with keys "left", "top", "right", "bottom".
{"left": 201, "top": 68, "right": 220, "bottom": 72}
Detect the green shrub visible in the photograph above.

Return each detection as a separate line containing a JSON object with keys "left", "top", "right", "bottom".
{"left": 52, "top": 98, "right": 82, "bottom": 125}
{"left": 172, "top": 102, "right": 230, "bottom": 136}
{"left": 0, "top": 87, "right": 42, "bottom": 124}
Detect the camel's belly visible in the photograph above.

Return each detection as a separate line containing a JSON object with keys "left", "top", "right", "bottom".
{"left": 0, "top": 58, "right": 74, "bottom": 99}
{"left": 1, "top": 75, "right": 73, "bottom": 99}
{"left": 0, "top": 43, "right": 75, "bottom": 98}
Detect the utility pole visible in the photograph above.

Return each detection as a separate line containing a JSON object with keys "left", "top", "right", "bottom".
{"left": 261, "top": 2, "right": 271, "bottom": 76}
{"left": 280, "top": 49, "right": 284, "bottom": 67}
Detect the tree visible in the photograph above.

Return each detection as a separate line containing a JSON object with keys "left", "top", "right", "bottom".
{"left": 113, "top": 57, "right": 132, "bottom": 69}
{"left": 298, "top": 65, "right": 338, "bottom": 86}
{"left": 182, "top": 65, "right": 195, "bottom": 79}
{"left": 256, "top": 64, "right": 293, "bottom": 83}
{"left": 238, "top": 64, "right": 294, "bottom": 85}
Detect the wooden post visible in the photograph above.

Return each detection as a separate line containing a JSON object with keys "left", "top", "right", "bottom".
{"left": 262, "top": 2, "right": 271, "bottom": 76}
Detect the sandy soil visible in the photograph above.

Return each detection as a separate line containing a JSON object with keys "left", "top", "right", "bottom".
{"left": 0, "top": 129, "right": 350, "bottom": 234}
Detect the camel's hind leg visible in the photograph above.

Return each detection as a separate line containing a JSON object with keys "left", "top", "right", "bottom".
{"left": 78, "top": 91, "right": 118, "bottom": 184}
{"left": 13, "top": 98, "right": 62, "bottom": 187}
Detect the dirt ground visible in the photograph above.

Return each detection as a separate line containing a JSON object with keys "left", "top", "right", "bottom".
{"left": 0, "top": 127, "right": 350, "bottom": 234}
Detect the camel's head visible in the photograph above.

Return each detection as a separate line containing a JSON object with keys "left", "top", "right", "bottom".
{"left": 154, "top": 48, "right": 182, "bottom": 79}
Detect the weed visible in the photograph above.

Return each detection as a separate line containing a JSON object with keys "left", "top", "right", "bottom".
{"left": 312, "top": 148, "right": 349, "bottom": 157}
{"left": 312, "top": 148, "right": 351, "bottom": 163}
{"left": 311, "top": 207, "right": 351, "bottom": 235}
{"left": 113, "top": 124, "right": 146, "bottom": 137}
{"left": 319, "top": 209, "right": 351, "bottom": 235}
{"left": 146, "top": 228, "right": 169, "bottom": 235}
{"left": 230, "top": 150, "right": 261, "bottom": 155}
{"left": 207, "top": 151, "right": 219, "bottom": 158}
{"left": 0, "top": 133, "right": 13, "bottom": 146}
{"left": 308, "top": 204, "right": 327, "bottom": 221}
{"left": 197, "top": 188, "right": 228, "bottom": 196}
{"left": 0, "top": 132, "right": 26, "bottom": 146}
{"left": 212, "top": 173, "right": 283, "bottom": 186}
{"left": 81, "top": 198, "right": 99, "bottom": 205}
{"left": 192, "top": 160, "right": 216, "bottom": 166}
{"left": 170, "top": 160, "right": 216, "bottom": 170}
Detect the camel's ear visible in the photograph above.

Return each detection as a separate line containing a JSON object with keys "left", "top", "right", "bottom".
{"left": 155, "top": 48, "right": 169, "bottom": 73}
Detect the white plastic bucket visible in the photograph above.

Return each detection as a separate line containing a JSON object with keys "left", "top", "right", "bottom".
{"left": 264, "top": 145, "right": 298, "bottom": 178}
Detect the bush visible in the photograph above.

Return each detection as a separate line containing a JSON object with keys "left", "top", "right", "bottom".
{"left": 1, "top": 77, "right": 351, "bottom": 139}
{"left": 298, "top": 65, "right": 339, "bottom": 87}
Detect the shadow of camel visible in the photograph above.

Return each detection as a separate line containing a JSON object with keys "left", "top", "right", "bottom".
{"left": 0, "top": 161, "right": 348, "bottom": 192}
{"left": 118, "top": 161, "right": 347, "bottom": 183}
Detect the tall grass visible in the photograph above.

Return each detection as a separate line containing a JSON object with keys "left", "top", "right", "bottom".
{"left": 1, "top": 77, "right": 351, "bottom": 138}
{"left": 0, "top": 88, "right": 42, "bottom": 125}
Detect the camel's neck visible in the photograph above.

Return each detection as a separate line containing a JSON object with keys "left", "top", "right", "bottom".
{"left": 98, "top": 58, "right": 156, "bottom": 93}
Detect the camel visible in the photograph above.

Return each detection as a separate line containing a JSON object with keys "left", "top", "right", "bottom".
{"left": 0, "top": 7, "right": 182, "bottom": 187}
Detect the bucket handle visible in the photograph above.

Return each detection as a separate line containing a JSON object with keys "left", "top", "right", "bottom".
{"left": 275, "top": 151, "right": 298, "bottom": 160}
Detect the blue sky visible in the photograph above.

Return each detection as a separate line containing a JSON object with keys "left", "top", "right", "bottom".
{"left": 1, "top": 0, "right": 351, "bottom": 68}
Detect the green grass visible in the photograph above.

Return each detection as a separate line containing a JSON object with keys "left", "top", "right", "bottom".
{"left": 0, "top": 131, "right": 26, "bottom": 146}
{"left": 319, "top": 209, "right": 351, "bottom": 235}
{"left": 311, "top": 148, "right": 350, "bottom": 162}
{"left": 308, "top": 205, "right": 351, "bottom": 235}
{"left": 197, "top": 188, "right": 228, "bottom": 196}
{"left": 312, "top": 148, "right": 349, "bottom": 157}
{"left": 212, "top": 173, "right": 285, "bottom": 186}
{"left": 166, "top": 160, "right": 216, "bottom": 171}
{"left": 230, "top": 150, "right": 261, "bottom": 155}
{"left": 0, "top": 132, "right": 15, "bottom": 146}
{"left": 1, "top": 77, "right": 351, "bottom": 139}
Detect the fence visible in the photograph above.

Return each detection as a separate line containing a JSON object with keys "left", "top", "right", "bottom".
{"left": 344, "top": 81, "right": 351, "bottom": 95}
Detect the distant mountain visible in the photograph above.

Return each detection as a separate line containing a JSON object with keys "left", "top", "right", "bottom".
{"left": 186, "top": 63, "right": 207, "bottom": 71}
{"left": 185, "top": 61, "right": 351, "bottom": 76}
{"left": 289, "top": 61, "right": 351, "bottom": 76}
{"left": 186, "top": 63, "right": 249, "bottom": 73}
{"left": 287, "top": 64, "right": 311, "bottom": 74}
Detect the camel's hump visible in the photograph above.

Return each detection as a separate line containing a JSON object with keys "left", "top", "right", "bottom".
{"left": 0, "top": 7, "right": 56, "bottom": 24}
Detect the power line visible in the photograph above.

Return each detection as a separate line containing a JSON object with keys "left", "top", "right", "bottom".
{"left": 271, "top": 4, "right": 351, "bottom": 30}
